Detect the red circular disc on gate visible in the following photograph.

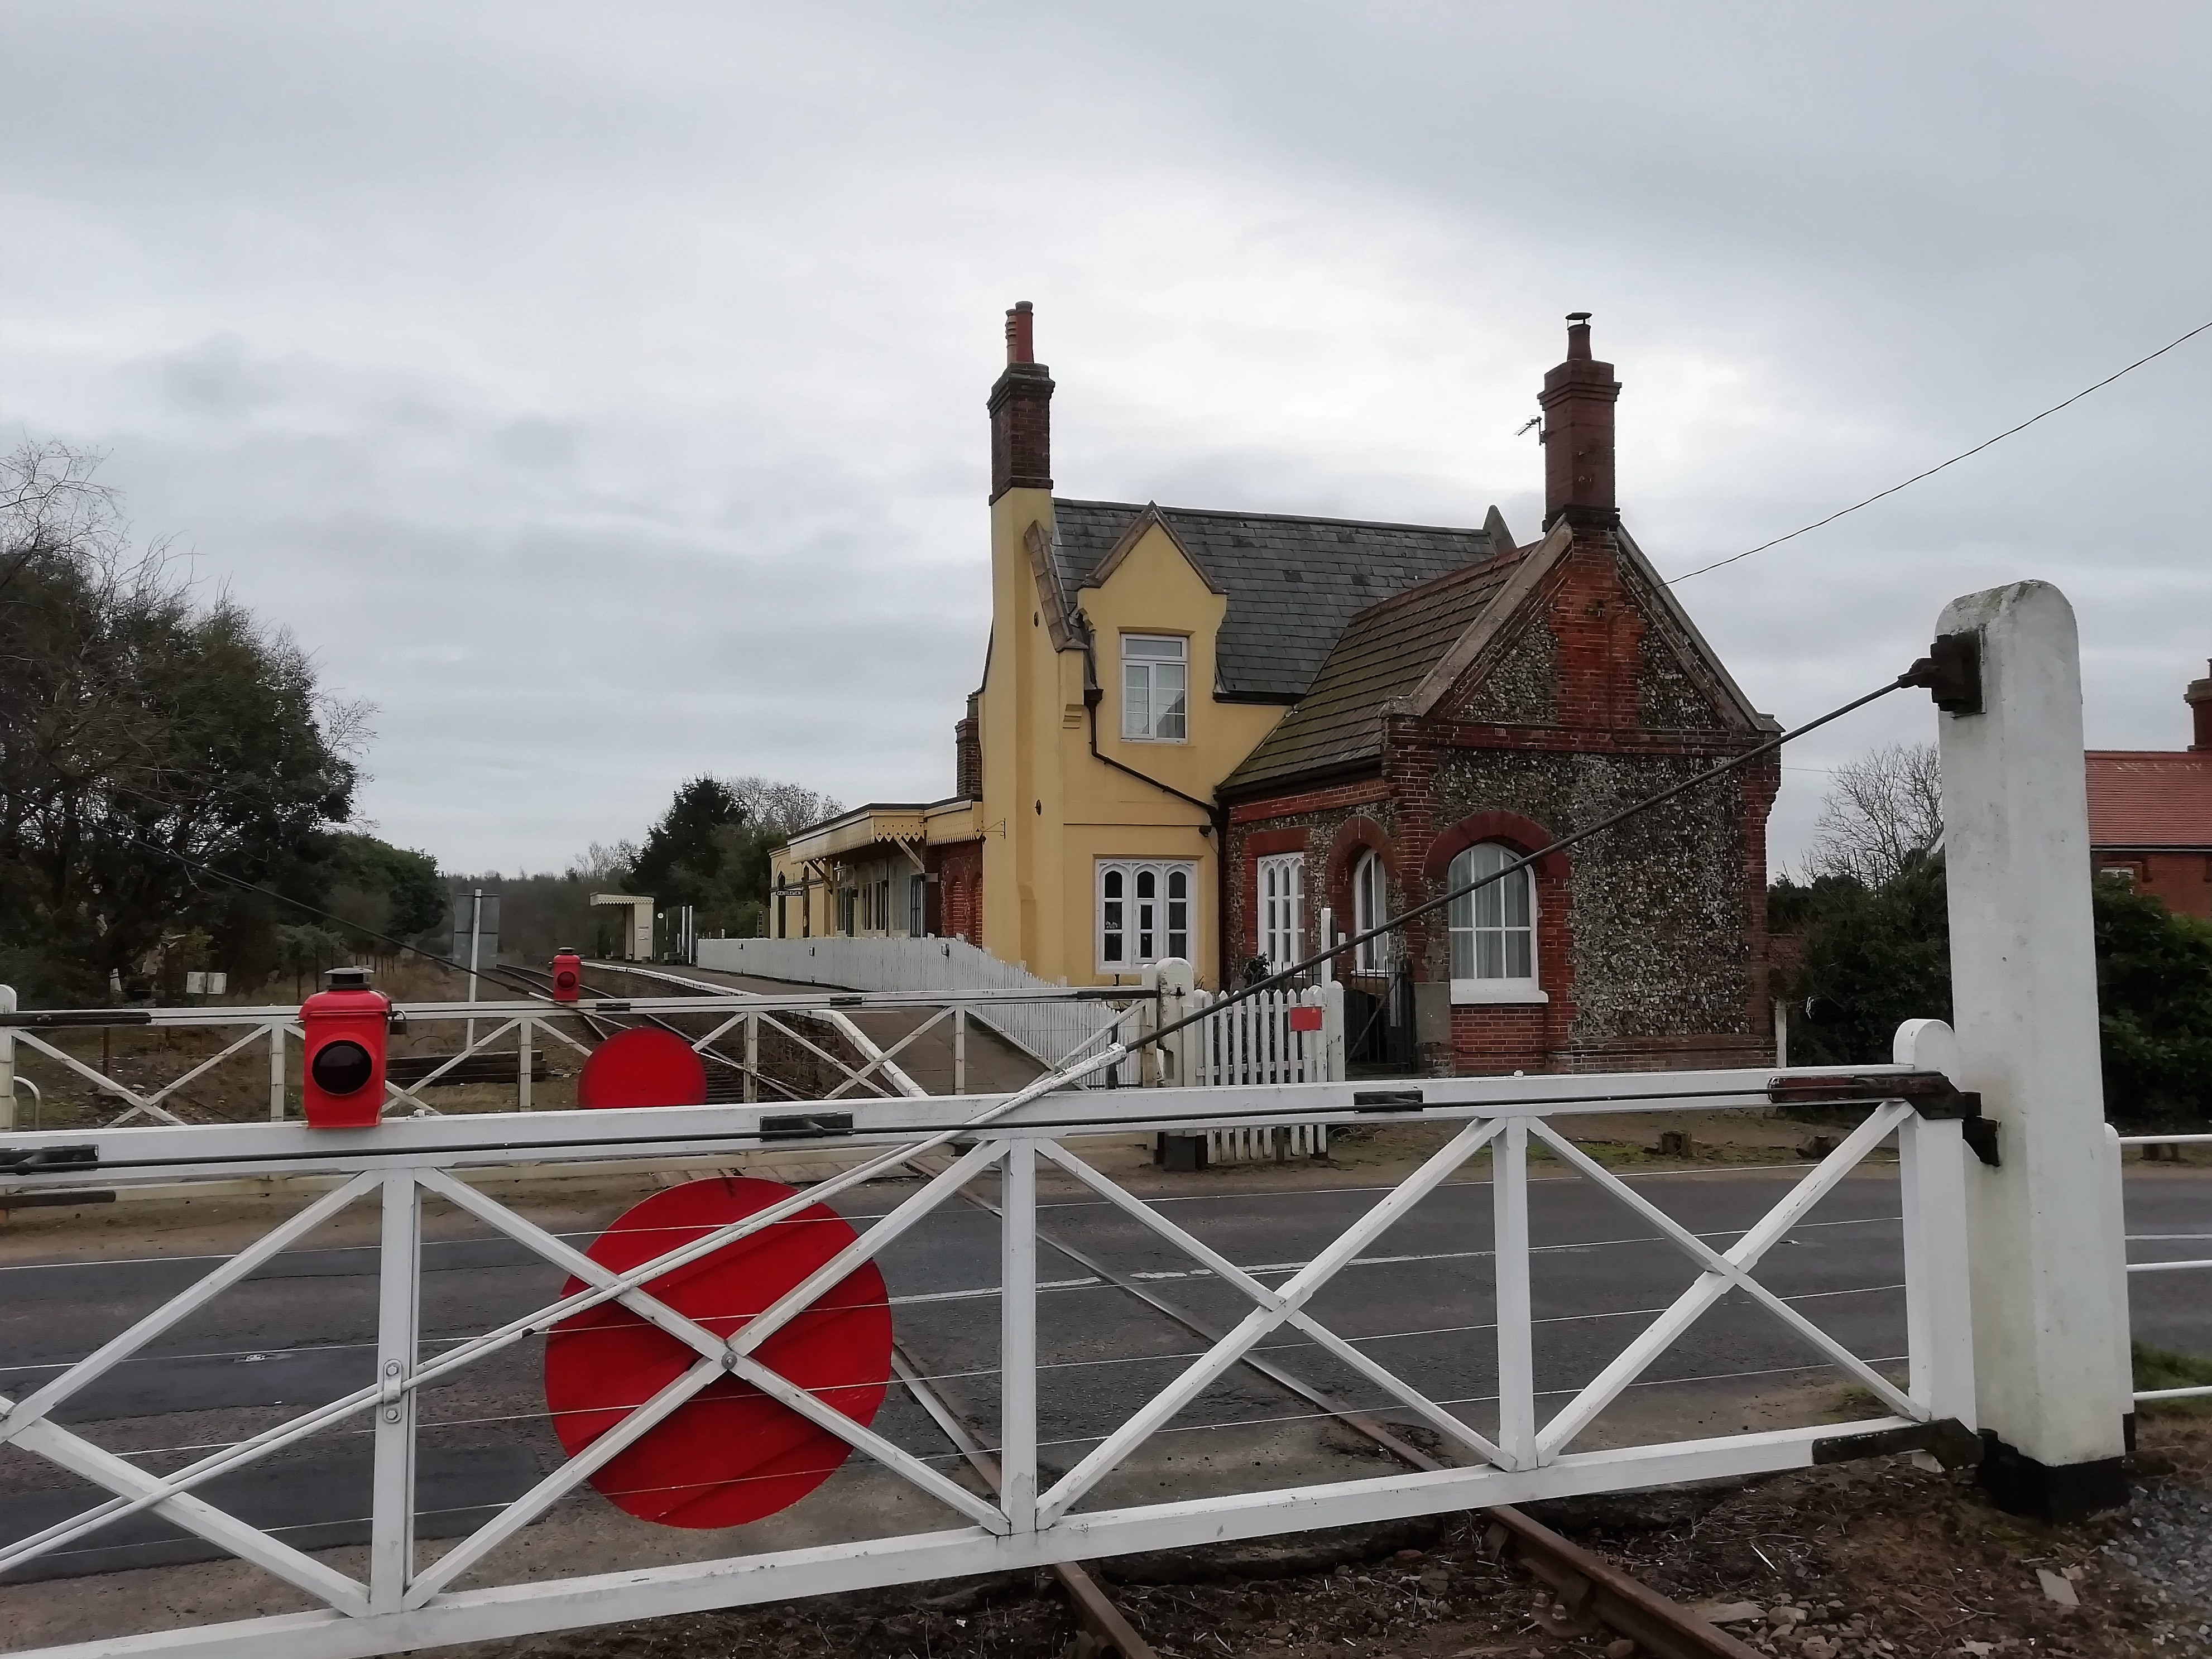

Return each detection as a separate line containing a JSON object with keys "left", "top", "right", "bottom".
{"left": 576, "top": 1027, "right": 708, "bottom": 1109}
{"left": 541, "top": 1177, "right": 893, "bottom": 1528}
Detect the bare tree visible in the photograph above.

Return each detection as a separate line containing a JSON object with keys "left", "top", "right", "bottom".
{"left": 725, "top": 776, "right": 841, "bottom": 839}
{"left": 563, "top": 840, "right": 641, "bottom": 884}
{"left": 1803, "top": 740, "right": 1944, "bottom": 886}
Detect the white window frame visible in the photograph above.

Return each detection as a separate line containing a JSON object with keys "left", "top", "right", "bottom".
{"left": 1120, "top": 634, "right": 1188, "bottom": 743}
{"left": 1257, "top": 853, "right": 1305, "bottom": 971}
{"left": 1096, "top": 859, "right": 1197, "bottom": 973}
{"left": 1447, "top": 842, "right": 1546, "bottom": 1005}
{"left": 1350, "top": 848, "right": 1388, "bottom": 973}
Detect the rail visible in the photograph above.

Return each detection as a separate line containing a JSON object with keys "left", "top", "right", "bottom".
{"left": 0, "top": 1047, "right": 1979, "bottom": 1659}
{"left": 0, "top": 978, "right": 1162, "bottom": 1130}
{"left": 2115, "top": 1130, "right": 2212, "bottom": 1403}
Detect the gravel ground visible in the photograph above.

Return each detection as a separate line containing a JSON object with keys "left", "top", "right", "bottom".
{"left": 468, "top": 1417, "right": 2211, "bottom": 1659}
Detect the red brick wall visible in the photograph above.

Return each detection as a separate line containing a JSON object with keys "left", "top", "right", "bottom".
{"left": 2095, "top": 850, "right": 2212, "bottom": 919}
{"left": 933, "top": 840, "right": 985, "bottom": 945}
{"left": 1220, "top": 526, "right": 1779, "bottom": 1077}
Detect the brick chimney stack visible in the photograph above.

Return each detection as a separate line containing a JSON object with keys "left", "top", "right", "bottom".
{"left": 1538, "top": 312, "right": 1622, "bottom": 531}
{"left": 2187, "top": 659, "right": 2211, "bottom": 752}
{"left": 989, "top": 300, "right": 1053, "bottom": 502}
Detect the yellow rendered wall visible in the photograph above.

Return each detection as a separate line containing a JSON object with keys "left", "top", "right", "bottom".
{"left": 978, "top": 506, "right": 1285, "bottom": 988}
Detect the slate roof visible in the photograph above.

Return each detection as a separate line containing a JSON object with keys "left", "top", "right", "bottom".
{"left": 2085, "top": 752, "right": 2212, "bottom": 848}
{"left": 1222, "top": 550, "right": 1526, "bottom": 795}
{"left": 1050, "top": 500, "right": 1502, "bottom": 702}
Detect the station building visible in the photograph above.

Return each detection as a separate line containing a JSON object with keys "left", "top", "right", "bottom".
{"left": 771, "top": 310, "right": 1781, "bottom": 1074}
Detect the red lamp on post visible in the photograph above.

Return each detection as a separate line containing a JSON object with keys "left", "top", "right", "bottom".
{"left": 550, "top": 950, "right": 582, "bottom": 1004}
{"left": 300, "top": 966, "right": 391, "bottom": 1129}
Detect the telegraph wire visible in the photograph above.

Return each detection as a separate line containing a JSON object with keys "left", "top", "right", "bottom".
{"left": 1665, "top": 318, "right": 2212, "bottom": 585}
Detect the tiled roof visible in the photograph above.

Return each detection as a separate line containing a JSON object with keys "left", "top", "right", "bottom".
{"left": 1050, "top": 500, "right": 1501, "bottom": 701}
{"left": 1221, "top": 552, "right": 1525, "bottom": 795}
{"left": 2085, "top": 751, "right": 2212, "bottom": 848}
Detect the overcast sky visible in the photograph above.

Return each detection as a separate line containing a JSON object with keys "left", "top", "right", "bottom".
{"left": 4, "top": 2, "right": 2206, "bottom": 876}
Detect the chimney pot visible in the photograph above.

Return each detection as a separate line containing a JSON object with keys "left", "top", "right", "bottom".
{"left": 2186, "top": 658, "right": 2212, "bottom": 752}
{"left": 989, "top": 302, "right": 1053, "bottom": 501}
{"left": 1538, "top": 315, "right": 1621, "bottom": 530}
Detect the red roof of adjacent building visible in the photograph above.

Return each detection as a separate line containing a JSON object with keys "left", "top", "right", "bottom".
{"left": 2085, "top": 751, "right": 2212, "bottom": 849}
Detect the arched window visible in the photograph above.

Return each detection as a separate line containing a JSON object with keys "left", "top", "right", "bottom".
{"left": 1258, "top": 853, "right": 1304, "bottom": 970}
{"left": 1447, "top": 843, "right": 1539, "bottom": 997}
{"left": 1351, "top": 849, "right": 1387, "bottom": 973}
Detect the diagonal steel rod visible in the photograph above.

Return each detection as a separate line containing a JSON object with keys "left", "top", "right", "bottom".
{"left": 1139, "top": 677, "right": 1910, "bottom": 1056}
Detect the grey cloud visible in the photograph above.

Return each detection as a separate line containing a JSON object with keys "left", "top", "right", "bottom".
{"left": 2, "top": 2, "right": 2203, "bottom": 873}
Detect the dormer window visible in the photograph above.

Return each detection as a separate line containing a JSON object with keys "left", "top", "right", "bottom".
{"left": 1121, "top": 634, "right": 1188, "bottom": 743}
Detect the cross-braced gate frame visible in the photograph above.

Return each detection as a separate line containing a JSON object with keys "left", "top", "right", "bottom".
{"left": 0, "top": 1056, "right": 1979, "bottom": 1659}
{"left": 0, "top": 580, "right": 2153, "bottom": 1655}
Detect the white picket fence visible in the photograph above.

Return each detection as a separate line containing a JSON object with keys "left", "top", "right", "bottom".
{"left": 1167, "top": 982, "right": 1345, "bottom": 1164}
{"left": 695, "top": 942, "right": 1345, "bottom": 1147}
{"left": 1178, "top": 983, "right": 1341, "bottom": 1086}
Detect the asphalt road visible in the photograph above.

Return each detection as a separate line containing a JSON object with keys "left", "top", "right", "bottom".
{"left": 1, "top": 1166, "right": 2205, "bottom": 1585}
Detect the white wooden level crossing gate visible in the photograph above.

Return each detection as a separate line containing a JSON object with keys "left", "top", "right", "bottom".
{"left": 0, "top": 1057, "right": 1979, "bottom": 1659}
{"left": 0, "top": 579, "right": 2159, "bottom": 1655}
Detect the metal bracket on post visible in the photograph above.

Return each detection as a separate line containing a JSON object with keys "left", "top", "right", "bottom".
{"left": 1768, "top": 1072, "right": 2000, "bottom": 1167}
{"left": 1902, "top": 629, "right": 1984, "bottom": 715}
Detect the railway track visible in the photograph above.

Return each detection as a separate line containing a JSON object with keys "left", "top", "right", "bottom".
{"left": 496, "top": 959, "right": 815, "bottom": 1103}
{"left": 520, "top": 960, "right": 1763, "bottom": 1659}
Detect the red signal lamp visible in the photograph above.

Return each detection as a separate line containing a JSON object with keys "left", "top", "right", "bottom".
{"left": 300, "top": 966, "right": 391, "bottom": 1129}
{"left": 550, "top": 950, "right": 582, "bottom": 1004}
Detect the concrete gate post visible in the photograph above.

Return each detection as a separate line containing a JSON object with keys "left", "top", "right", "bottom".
{"left": 1933, "top": 580, "right": 2130, "bottom": 1518}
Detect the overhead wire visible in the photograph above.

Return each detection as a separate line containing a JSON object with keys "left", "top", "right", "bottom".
{"left": 1664, "top": 318, "right": 2212, "bottom": 585}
